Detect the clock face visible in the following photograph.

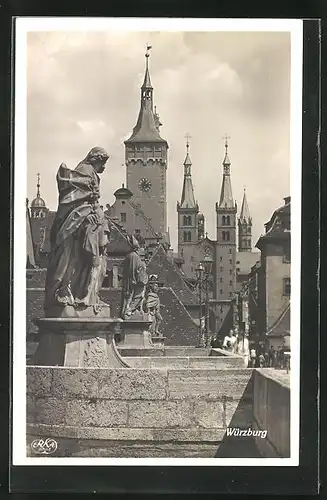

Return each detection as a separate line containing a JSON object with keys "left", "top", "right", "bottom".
{"left": 138, "top": 178, "right": 152, "bottom": 192}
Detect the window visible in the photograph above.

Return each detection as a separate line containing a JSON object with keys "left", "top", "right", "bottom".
{"left": 229, "top": 269, "right": 233, "bottom": 274}
{"left": 229, "top": 259, "right": 232, "bottom": 265}
{"left": 220, "top": 289, "right": 223, "bottom": 295}
{"left": 222, "top": 215, "right": 226, "bottom": 225}
{"left": 120, "top": 213, "right": 126, "bottom": 222}
{"left": 229, "top": 281, "right": 233, "bottom": 286}
{"left": 135, "top": 229, "right": 140, "bottom": 234}
{"left": 283, "top": 277, "right": 291, "bottom": 296}
{"left": 229, "top": 292, "right": 233, "bottom": 297}
{"left": 183, "top": 215, "right": 192, "bottom": 226}
{"left": 220, "top": 256, "right": 223, "bottom": 261}
{"left": 229, "top": 249, "right": 232, "bottom": 254}
{"left": 220, "top": 277, "right": 223, "bottom": 283}
{"left": 226, "top": 215, "right": 231, "bottom": 225}
{"left": 183, "top": 231, "right": 191, "bottom": 242}
{"left": 220, "top": 266, "right": 223, "bottom": 272}
{"left": 222, "top": 231, "right": 230, "bottom": 241}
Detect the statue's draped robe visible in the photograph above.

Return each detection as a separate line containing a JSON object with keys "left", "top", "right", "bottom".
{"left": 44, "top": 162, "right": 108, "bottom": 313}
{"left": 121, "top": 251, "right": 148, "bottom": 318}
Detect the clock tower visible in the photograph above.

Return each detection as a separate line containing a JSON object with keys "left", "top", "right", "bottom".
{"left": 124, "top": 48, "right": 169, "bottom": 237}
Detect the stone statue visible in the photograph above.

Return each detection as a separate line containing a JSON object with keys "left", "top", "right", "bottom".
{"left": 144, "top": 274, "right": 163, "bottom": 336}
{"left": 121, "top": 235, "right": 148, "bottom": 319}
{"left": 44, "top": 147, "right": 110, "bottom": 316}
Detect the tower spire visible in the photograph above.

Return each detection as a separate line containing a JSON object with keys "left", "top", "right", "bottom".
{"left": 180, "top": 134, "right": 196, "bottom": 208}
{"left": 36, "top": 173, "right": 41, "bottom": 198}
{"left": 142, "top": 44, "right": 153, "bottom": 89}
{"left": 125, "top": 46, "right": 167, "bottom": 144}
{"left": 218, "top": 136, "right": 234, "bottom": 208}
{"left": 240, "top": 187, "right": 251, "bottom": 222}
{"left": 238, "top": 186, "right": 252, "bottom": 252}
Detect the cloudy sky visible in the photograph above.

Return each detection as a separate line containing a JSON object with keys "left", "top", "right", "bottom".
{"left": 26, "top": 29, "right": 290, "bottom": 251}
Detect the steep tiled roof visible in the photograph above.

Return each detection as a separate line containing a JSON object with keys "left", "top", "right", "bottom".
{"left": 147, "top": 245, "right": 198, "bottom": 305}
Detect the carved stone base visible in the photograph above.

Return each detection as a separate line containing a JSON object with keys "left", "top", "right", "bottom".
{"left": 32, "top": 317, "right": 130, "bottom": 368}
{"left": 45, "top": 303, "right": 110, "bottom": 319}
{"left": 151, "top": 335, "right": 166, "bottom": 348}
{"left": 119, "top": 319, "right": 153, "bottom": 349}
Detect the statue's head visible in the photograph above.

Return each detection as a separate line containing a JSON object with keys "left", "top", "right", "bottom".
{"left": 85, "top": 147, "right": 109, "bottom": 173}
{"left": 149, "top": 274, "right": 159, "bottom": 292}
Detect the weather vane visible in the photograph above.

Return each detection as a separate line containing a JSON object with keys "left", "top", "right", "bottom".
{"left": 185, "top": 133, "right": 192, "bottom": 149}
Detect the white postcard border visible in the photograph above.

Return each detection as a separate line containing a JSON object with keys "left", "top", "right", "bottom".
{"left": 13, "top": 17, "right": 303, "bottom": 467}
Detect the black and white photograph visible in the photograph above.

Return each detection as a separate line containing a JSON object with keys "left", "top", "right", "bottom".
{"left": 13, "top": 17, "right": 303, "bottom": 466}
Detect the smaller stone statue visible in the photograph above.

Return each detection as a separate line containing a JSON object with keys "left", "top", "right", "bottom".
{"left": 121, "top": 235, "right": 148, "bottom": 319}
{"left": 144, "top": 274, "right": 163, "bottom": 336}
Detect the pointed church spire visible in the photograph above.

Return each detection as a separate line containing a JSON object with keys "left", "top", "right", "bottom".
{"left": 219, "top": 136, "right": 234, "bottom": 208}
{"left": 125, "top": 46, "right": 166, "bottom": 144}
{"left": 142, "top": 45, "right": 153, "bottom": 89}
{"left": 240, "top": 188, "right": 251, "bottom": 222}
{"left": 180, "top": 135, "right": 196, "bottom": 208}
{"left": 223, "top": 134, "right": 231, "bottom": 168}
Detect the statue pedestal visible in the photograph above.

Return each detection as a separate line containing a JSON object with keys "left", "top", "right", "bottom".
{"left": 151, "top": 335, "right": 166, "bottom": 348}
{"left": 120, "top": 319, "right": 153, "bottom": 348}
{"left": 33, "top": 316, "right": 130, "bottom": 368}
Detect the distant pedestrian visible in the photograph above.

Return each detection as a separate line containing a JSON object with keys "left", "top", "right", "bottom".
{"left": 250, "top": 347, "right": 256, "bottom": 368}
{"left": 258, "top": 353, "right": 265, "bottom": 368}
{"left": 223, "top": 329, "right": 238, "bottom": 353}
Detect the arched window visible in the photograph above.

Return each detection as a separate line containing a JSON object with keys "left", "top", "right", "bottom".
{"left": 222, "top": 231, "right": 230, "bottom": 241}
{"left": 183, "top": 215, "right": 192, "bottom": 226}
{"left": 222, "top": 215, "right": 226, "bottom": 225}
{"left": 226, "top": 215, "right": 231, "bottom": 225}
{"left": 183, "top": 231, "right": 191, "bottom": 242}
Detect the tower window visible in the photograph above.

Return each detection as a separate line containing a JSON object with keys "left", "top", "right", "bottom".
{"left": 183, "top": 215, "right": 192, "bottom": 226}
{"left": 220, "top": 278, "right": 223, "bottom": 283}
{"left": 222, "top": 215, "right": 231, "bottom": 226}
{"left": 222, "top": 231, "right": 230, "bottom": 241}
{"left": 120, "top": 213, "right": 126, "bottom": 223}
{"left": 183, "top": 231, "right": 191, "bottom": 242}
{"left": 229, "top": 281, "right": 233, "bottom": 286}
{"left": 220, "top": 266, "right": 223, "bottom": 272}
{"left": 283, "top": 277, "right": 291, "bottom": 296}
{"left": 220, "top": 289, "right": 223, "bottom": 295}
{"left": 229, "top": 259, "right": 232, "bottom": 265}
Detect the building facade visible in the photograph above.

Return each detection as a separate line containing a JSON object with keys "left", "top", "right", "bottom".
{"left": 255, "top": 196, "right": 291, "bottom": 347}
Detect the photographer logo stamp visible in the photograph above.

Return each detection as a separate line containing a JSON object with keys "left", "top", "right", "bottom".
{"left": 30, "top": 438, "right": 58, "bottom": 455}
